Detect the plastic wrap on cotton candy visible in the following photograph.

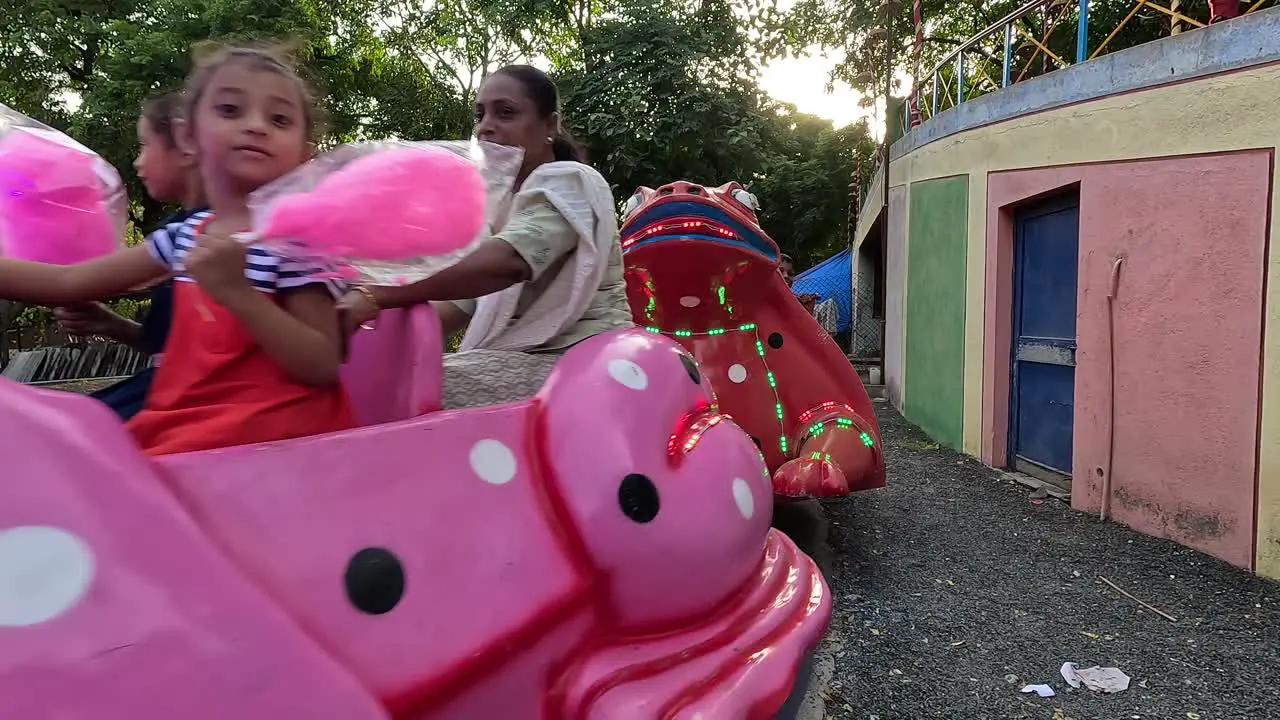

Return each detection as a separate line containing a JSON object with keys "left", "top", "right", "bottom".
{"left": 246, "top": 140, "right": 522, "bottom": 286}
{"left": 0, "top": 104, "right": 127, "bottom": 265}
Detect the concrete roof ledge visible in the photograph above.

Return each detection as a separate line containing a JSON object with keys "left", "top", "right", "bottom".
{"left": 891, "top": 8, "right": 1280, "bottom": 161}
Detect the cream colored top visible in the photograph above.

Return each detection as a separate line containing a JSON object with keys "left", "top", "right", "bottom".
{"left": 451, "top": 183, "right": 632, "bottom": 352}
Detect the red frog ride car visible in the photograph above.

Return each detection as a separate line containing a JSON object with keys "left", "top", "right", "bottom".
{"left": 620, "top": 181, "right": 885, "bottom": 498}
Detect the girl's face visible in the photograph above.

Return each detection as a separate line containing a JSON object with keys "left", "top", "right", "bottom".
{"left": 189, "top": 62, "right": 309, "bottom": 194}
{"left": 473, "top": 73, "right": 557, "bottom": 171}
{"left": 133, "top": 117, "right": 186, "bottom": 204}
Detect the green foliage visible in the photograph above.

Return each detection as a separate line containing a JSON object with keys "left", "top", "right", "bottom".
{"left": 10, "top": 305, "right": 49, "bottom": 335}
{"left": 753, "top": 111, "right": 878, "bottom": 266}
{"left": 0, "top": 0, "right": 471, "bottom": 228}
{"left": 560, "top": 0, "right": 868, "bottom": 267}
{"left": 558, "top": 1, "right": 776, "bottom": 200}
{"left": 0, "top": 0, "right": 872, "bottom": 335}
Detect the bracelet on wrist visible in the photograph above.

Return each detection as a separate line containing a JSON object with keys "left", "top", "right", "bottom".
{"left": 352, "top": 285, "right": 380, "bottom": 331}
{"left": 353, "top": 285, "right": 380, "bottom": 310}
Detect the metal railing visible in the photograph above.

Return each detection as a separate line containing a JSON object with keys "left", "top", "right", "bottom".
{"left": 911, "top": 0, "right": 1275, "bottom": 128}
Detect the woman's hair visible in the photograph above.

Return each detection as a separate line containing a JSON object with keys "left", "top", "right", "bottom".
{"left": 140, "top": 91, "right": 185, "bottom": 149}
{"left": 183, "top": 42, "right": 322, "bottom": 142}
{"left": 492, "top": 64, "right": 585, "bottom": 164}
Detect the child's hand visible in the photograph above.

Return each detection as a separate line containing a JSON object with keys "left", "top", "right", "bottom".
{"left": 187, "top": 232, "right": 252, "bottom": 305}
{"left": 54, "top": 303, "right": 123, "bottom": 338}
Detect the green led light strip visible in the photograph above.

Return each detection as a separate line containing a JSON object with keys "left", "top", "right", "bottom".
{"left": 642, "top": 323, "right": 790, "bottom": 455}
{"left": 801, "top": 418, "right": 875, "bottom": 448}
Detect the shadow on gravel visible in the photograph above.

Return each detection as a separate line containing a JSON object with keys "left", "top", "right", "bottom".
{"left": 815, "top": 401, "right": 1280, "bottom": 720}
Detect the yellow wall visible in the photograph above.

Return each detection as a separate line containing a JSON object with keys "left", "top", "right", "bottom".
{"left": 879, "top": 64, "right": 1280, "bottom": 576}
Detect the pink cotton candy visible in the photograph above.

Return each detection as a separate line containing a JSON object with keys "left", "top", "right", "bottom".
{"left": 257, "top": 145, "right": 487, "bottom": 260}
{"left": 0, "top": 128, "right": 123, "bottom": 265}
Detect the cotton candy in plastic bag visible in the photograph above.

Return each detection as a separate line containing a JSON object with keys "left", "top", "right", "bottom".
{"left": 245, "top": 139, "right": 523, "bottom": 286}
{"left": 0, "top": 104, "right": 128, "bottom": 265}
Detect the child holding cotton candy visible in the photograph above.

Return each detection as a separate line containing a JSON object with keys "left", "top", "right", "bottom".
{"left": 54, "top": 90, "right": 208, "bottom": 421}
{"left": 0, "top": 44, "right": 356, "bottom": 455}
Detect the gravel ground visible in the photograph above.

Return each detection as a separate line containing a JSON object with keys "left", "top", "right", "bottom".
{"left": 804, "top": 400, "right": 1280, "bottom": 720}
{"left": 34, "top": 378, "right": 119, "bottom": 394}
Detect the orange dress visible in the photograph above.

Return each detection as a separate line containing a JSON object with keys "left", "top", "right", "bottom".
{"left": 126, "top": 213, "right": 356, "bottom": 456}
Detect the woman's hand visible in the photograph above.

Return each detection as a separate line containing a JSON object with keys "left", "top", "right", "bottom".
{"left": 187, "top": 232, "right": 253, "bottom": 306}
{"left": 336, "top": 289, "right": 379, "bottom": 335}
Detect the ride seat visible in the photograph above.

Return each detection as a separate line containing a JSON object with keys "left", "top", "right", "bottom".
{"left": 340, "top": 305, "right": 444, "bottom": 425}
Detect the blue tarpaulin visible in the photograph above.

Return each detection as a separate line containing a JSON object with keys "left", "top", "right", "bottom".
{"left": 792, "top": 248, "right": 853, "bottom": 332}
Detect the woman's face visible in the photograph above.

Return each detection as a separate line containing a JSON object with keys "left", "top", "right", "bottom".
{"left": 473, "top": 73, "right": 556, "bottom": 169}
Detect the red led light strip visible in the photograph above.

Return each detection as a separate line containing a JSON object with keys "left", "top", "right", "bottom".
{"left": 622, "top": 219, "right": 739, "bottom": 249}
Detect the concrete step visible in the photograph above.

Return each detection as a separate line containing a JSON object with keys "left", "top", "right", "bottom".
{"left": 851, "top": 364, "right": 883, "bottom": 386}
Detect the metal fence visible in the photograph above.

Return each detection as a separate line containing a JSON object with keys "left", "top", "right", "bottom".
{"left": 2, "top": 343, "right": 149, "bottom": 383}
{"left": 908, "top": 0, "right": 1275, "bottom": 131}
{"left": 851, "top": 251, "right": 883, "bottom": 362}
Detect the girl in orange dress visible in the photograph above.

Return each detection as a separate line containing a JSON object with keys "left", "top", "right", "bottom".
{"left": 0, "top": 44, "right": 355, "bottom": 455}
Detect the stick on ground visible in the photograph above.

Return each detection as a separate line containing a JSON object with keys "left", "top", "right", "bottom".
{"left": 1099, "top": 576, "right": 1178, "bottom": 622}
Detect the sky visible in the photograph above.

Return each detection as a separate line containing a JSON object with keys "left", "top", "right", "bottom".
{"left": 759, "top": 51, "right": 865, "bottom": 128}
{"left": 757, "top": 47, "right": 893, "bottom": 140}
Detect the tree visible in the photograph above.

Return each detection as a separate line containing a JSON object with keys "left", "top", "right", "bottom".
{"left": 557, "top": 0, "right": 779, "bottom": 200}
{"left": 556, "top": 0, "right": 875, "bottom": 268}
{"left": 373, "top": 0, "right": 529, "bottom": 99}
{"left": 752, "top": 108, "right": 878, "bottom": 267}
{"left": 0, "top": 0, "right": 467, "bottom": 228}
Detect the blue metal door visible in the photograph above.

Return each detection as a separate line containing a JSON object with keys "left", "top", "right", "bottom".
{"left": 1010, "top": 194, "right": 1079, "bottom": 478}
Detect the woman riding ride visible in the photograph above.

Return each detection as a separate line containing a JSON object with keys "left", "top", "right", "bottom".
{"left": 338, "top": 65, "right": 633, "bottom": 409}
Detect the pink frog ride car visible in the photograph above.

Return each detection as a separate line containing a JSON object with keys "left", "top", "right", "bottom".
{"left": 0, "top": 308, "right": 830, "bottom": 719}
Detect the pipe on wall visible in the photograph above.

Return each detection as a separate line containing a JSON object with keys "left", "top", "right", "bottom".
{"left": 1100, "top": 255, "right": 1124, "bottom": 521}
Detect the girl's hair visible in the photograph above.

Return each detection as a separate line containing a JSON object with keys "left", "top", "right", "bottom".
{"left": 492, "top": 64, "right": 586, "bottom": 164}
{"left": 141, "top": 91, "right": 185, "bottom": 148}
{"left": 183, "top": 42, "right": 322, "bottom": 141}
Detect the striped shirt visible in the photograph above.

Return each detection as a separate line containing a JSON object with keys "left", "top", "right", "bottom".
{"left": 144, "top": 210, "right": 341, "bottom": 296}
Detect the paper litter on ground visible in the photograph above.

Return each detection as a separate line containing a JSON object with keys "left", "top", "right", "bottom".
{"left": 1060, "top": 662, "right": 1131, "bottom": 693}
{"left": 1020, "top": 684, "right": 1056, "bottom": 697}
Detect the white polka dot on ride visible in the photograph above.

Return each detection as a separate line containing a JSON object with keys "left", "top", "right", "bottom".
{"left": 727, "top": 363, "right": 748, "bottom": 383}
{"left": 731, "top": 478, "right": 755, "bottom": 519}
{"left": 0, "top": 525, "right": 95, "bottom": 627}
{"left": 607, "top": 358, "right": 648, "bottom": 390}
{"left": 469, "top": 439, "right": 517, "bottom": 485}
{"left": 679, "top": 296, "right": 701, "bottom": 307}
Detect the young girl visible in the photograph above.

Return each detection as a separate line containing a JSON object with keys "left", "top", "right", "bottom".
{"left": 0, "top": 44, "right": 354, "bottom": 455}
{"left": 55, "top": 90, "right": 206, "bottom": 421}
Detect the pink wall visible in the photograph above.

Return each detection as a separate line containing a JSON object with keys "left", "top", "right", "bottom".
{"left": 982, "top": 151, "right": 1272, "bottom": 568}
{"left": 885, "top": 185, "right": 907, "bottom": 409}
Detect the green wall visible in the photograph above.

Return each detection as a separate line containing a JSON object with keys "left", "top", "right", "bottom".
{"left": 904, "top": 176, "right": 969, "bottom": 449}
